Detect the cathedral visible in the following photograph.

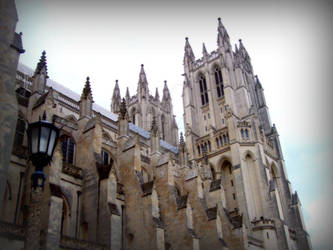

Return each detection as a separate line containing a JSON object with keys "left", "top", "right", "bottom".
{"left": 0, "top": 1, "right": 312, "bottom": 249}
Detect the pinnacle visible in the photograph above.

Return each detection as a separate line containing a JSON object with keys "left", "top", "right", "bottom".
{"left": 155, "top": 87, "right": 160, "bottom": 100}
{"left": 217, "top": 17, "right": 230, "bottom": 47}
{"left": 126, "top": 87, "right": 130, "bottom": 98}
{"left": 239, "top": 39, "right": 243, "bottom": 47}
{"left": 202, "top": 43, "right": 208, "bottom": 56}
{"left": 119, "top": 98, "right": 128, "bottom": 120}
{"left": 81, "top": 76, "right": 93, "bottom": 99}
{"left": 114, "top": 79, "right": 120, "bottom": 90}
{"left": 151, "top": 115, "right": 158, "bottom": 135}
{"left": 112, "top": 79, "right": 121, "bottom": 101}
{"left": 35, "top": 50, "right": 49, "bottom": 77}
{"left": 184, "top": 37, "right": 195, "bottom": 61}
{"left": 139, "top": 64, "right": 148, "bottom": 84}
{"left": 179, "top": 132, "right": 185, "bottom": 146}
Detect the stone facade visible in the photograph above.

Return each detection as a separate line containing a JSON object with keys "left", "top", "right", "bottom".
{"left": 0, "top": 5, "right": 311, "bottom": 250}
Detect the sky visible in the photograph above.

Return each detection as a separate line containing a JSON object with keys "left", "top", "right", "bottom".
{"left": 15, "top": 0, "right": 333, "bottom": 248}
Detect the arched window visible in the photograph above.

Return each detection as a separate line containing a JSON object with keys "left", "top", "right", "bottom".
{"left": 208, "top": 141, "right": 211, "bottom": 152}
{"left": 199, "top": 74, "right": 209, "bottom": 105}
{"left": 220, "top": 161, "right": 238, "bottom": 212}
{"left": 223, "top": 135, "right": 227, "bottom": 144}
{"left": 245, "top": 129, "right": 249, "bottom": 139}
{"left": 101, "top": 150, "right": 110, "bottom": 165}
{"left": 197, "top": 145, "right": 201, "bottom": 155}
{"left": 61, "top": 196, "right": 71, "bottom": 236}
{"left": 14, "top": 117, "right": 25, "bottom": 147}
{"left": 219, "top": 136, "right": 223, "bottom": 146}
{"left": 214, "top": 67, "right": 224, "bottom": 98}
{"left": 61, "top": 136, "right": 75, "bottom": 165}
{"left": 241, "top": 129, "right": 244, "bottom": 139}
{"left": 216, "top": 138, "right": 219, "bottom": 148}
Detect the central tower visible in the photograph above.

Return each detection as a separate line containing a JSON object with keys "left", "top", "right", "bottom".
{"left": 182, "top": 18, "right": 311, "bottom": 250}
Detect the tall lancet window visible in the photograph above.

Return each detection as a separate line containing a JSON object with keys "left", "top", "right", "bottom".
{"left": 161, "top": 115, "right": 165, "bottom": 140}
{"left": 214, "top": 66, "right": 224, "bottom": 98}
{"left": 61, "top": 135, "right": 76, "bottom": 165}
{"left": 199, "top": 74, "right": 209, "bottom": 105}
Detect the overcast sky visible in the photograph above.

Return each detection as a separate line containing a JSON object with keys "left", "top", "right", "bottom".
{"left": 15, "top": 0, "right": 333, "bottom": 248}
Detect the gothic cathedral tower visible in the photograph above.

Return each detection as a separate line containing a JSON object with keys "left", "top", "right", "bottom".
{"left": 182, "top": 18, "right": 311, "bottom": 250}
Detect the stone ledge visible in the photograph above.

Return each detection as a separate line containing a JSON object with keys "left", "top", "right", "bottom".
{"left": 0, "top": 221, "right": 24, "bottom": 241}
{"left": 60, "top": 235, "right": 106, "bottom": 250}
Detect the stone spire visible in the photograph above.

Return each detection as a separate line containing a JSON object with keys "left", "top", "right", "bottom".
{"left": 125, "top": 87, "right": 130, "bottom": 101}
{"left": 162, "top": 81, "right": 171, "bottom": 103}
{"left": 202, "top": 43, "right": 208, "bottom": 58}
{"left": 79, "top": 76, "right": 93, "bottom": 119}
{"left": 217, "top": 17, "right": 231, "bottom": 48}
{"left": 154, "top": 87, "right": 160, "bottom": 102}
{"left": 111, "top": 80, "right": 121, "bottom": 113}
{"left": 32, "top": 50, "right": 49, "bottom": 94}
{"left": 238, "top": 39, "right": 250, "bottom": 60}
{"left": 238, "top": 39, "right": 252, "bottom": 72}
{"left": 137, "top": 64, "right": 149, "bottom": 100}
{"left": 81, "top": 76, "right": 93, "bottom": 100}
{"left": 34, "top": 50, "right": 48, "bottom": 78}
{"left": 139, "top": 64, "right": 147, "bottom": 84}
{"left": 255, "top": 75, "right": 262, "bottom": 89}
{"left": 183, "top": 37, "right": 195, "bottom": 65}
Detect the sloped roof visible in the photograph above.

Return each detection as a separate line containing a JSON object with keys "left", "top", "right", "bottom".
{"left": 17, "top": 63, "right": 178, "bottom": 154}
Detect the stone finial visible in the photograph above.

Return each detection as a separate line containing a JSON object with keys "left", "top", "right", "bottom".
{"left": 151, "top": 116, "right": 159, "bottom": 136}
{"left": 34, "top": 50, "right": 49, "bottom": 78}
{"left": 119, "top": 98, "right": 128, "bottom": 120}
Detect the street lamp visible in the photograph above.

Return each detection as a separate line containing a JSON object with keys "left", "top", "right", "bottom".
{"left": 27, "top": 112, "right": 59, "bottom": 189}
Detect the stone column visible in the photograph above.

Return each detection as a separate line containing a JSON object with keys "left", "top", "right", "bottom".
{"left": 110, "top": 214, "right": 121, "bottom": 250}
{"left": 24, "top": 187, "right": 43, "bottom": 250}
{"left": 0, "top": 0, "right": 23, "bottom": 210}
{"left": 46, "top": 196, "right": 63, "bottom": 250}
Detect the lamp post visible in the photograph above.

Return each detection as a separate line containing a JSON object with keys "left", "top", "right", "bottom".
{"left": 24, "top": 112, "right": 59, "bottom": 250}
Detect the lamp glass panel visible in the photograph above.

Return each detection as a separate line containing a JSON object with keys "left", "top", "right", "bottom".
{"left": 31, "top": 127, "right": 39, "bottom": 154}
{"left": 39, "top": 126, "right": 50, "bottom": 153}
{"left": 47, "top": 130, "right": 57, "bottom": 156}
